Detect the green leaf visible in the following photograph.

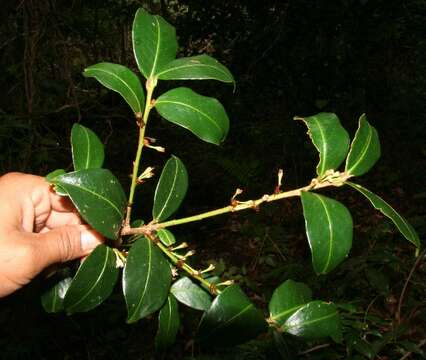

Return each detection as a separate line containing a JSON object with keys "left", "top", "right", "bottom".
{"left": 46, "top": 169, "right": 68, "bottom": 195}
{"left": 157, "top": 228, "right": 176, "bottom": 246}
{"left": 171, "top": 277, "right": 212, "bottom": 311}
{"left": 269, "top": 280, "right": 312, "bottom": 326}
{"left": 347, "top": 182, "right": 420, "bottom": 248}
{"left": 153, "top": 156, "right": 188, "bottom": 222}
{"left": 123, "top": 236, "right": 172, "bottom": 323}
{"left": 132, "top": 8, "right": 177, "bottom": 78}
{"left": 41, "top": 277, "right": 72, "bottom": 313}
{"left": 295, "top": 113, "right": 350, "bottom": 177}
{"left": 155, "top": 295, "right": 180, "bottom": 350}
{"left": 345, "top": 114, "right": 381, "bottom": 176}
{"left": 155, "top": 87, "right": 229, "bottom": 145}
{"left": 45, "top": 169, "right": 66, "bottom": 182}
{"left": 198, "top": 285, "right": 267, "bottom": 346}
{"left": 301, "top": 191, "right": 353, "bottom": 274}
{"left": 83, "top": 62, "right": 145, "bottom": 115}
{"left": 64, "top": 245, "right": 119, "bottom": 314}
{"left": 71, "top": 124, "right": 105, "bottom": 171}
{"left": 283, "top": 301, "right": 342, "bottom": 341}
{"left": 157, "top": 55, "right": 234, "bottom": 85}
{"left": 52, "top": 169, "right": 126, "bottom": 239}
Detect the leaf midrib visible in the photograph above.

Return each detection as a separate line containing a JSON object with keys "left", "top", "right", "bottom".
{"left": 155, "top": 158, "right": 180, "bottom": 221}
{"left": 347, "top": 122, "right": 373, "bottom": 174}
{"left": 60, "top": 180, "right": 123, "bottom": 219}
{"left": 86, "top": 67, "right": 142, "bottom": 113}
{"left": 157, "top": 62, "right": 231, "bottom": 81}
{"left": 131, "top": 240, "right": 153, "bottom": 320}
{"left": 156, "top": 99, "right": 223, "bottom": 135}
{"left": 67, "top": 247, "right": 110, "bottom": 312}
{"left": 315, "top": 194, "right": 334, "bottom": 273}
{"left": 285, "top": 309, "right": 337, "bottom": 330}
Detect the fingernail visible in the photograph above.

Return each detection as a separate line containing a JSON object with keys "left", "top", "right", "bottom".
{"left": 81, "top": 231, "right": 100, "bottom": 252}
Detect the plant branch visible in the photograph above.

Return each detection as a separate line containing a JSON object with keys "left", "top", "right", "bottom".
{"left": 145, "top": 232, "right": 220, "bottom": 295}
{"left": 122, "top": 172, "right": 350, "bottom": 236}
{"left": 125, "top": 79, "right": 156, "bottom": 226}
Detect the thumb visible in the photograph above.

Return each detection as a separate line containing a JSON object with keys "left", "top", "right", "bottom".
{"left": 36, "top": 225, "right": 103, "bottom": 267}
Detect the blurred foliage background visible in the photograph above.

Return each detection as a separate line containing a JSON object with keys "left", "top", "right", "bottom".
{"left": 0, "top": 0, "right": 425, "bottom": 358}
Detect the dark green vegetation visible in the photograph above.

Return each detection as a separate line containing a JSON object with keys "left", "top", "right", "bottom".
{"left": 0, "top": 1, "right": 425, "bottom": 359}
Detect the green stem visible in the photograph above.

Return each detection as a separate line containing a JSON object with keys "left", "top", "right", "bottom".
{"left": 125, "top": 81, "right": 155, "bottom": 226}
{"left": 122, "top": 176, "right": 345, "bottom": 235}
{"left": 155, "top": 240, "right": 220, "bottom": 295}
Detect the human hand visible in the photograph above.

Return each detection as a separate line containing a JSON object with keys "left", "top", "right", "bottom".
{"left": 0, "top": 172, "right": 103, "bottom": 297}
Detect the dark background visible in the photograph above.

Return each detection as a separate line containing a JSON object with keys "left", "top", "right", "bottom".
{"left": 0, "top": 0, "right": 425, "bottom": 359}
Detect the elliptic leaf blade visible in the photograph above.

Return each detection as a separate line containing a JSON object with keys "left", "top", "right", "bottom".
{"left": 52, "top": 169, "right": 127, "bottom": 239}
{"left": 347, "top": 182, "right": 420, "bottom": 248}
{"left": 157, "top": 55, "right": 234, "bottom": 85}
{"left": 155, "top": 295, "right": 180, "bottom": 350}
{"left": 132, "top": 8, "right": 178, "bottom": 78}
{"left": 123, "top": 236, "right": 172, "bottom": 323}
{"left": 153, "top": 156, "right": 188, "bottom": 222}
{"left": 295, "top": 113, "right": 350, "bottom": 177}
{"left": 41, "top": 277, "right": 72, "bottom": 313}
{"left": 345, "top": 114, "right": 381, "bottom": 176}
{"left": 64, "top": 245, "right": 119, "bottom": 314}
{"left": 301, "top": 192, "right": 353, "bottom": 274}
{"left": 157, "top": 228, "right": 176, "bottom": 246}
{"left": 198, "top": 285, "right": 268, "bottom": 346}
{"left": 155, "top": 87, "right": 229, "bottom": 145}
{"left": 269, "top": 279, "right": 312, "bottom": 326}
{"left": 71, "top": 123, "right": 105, "bottom": 171}
{"left": 171, "top": 277, "right": 212, "bottom": 311}
{"left": 283, "top": 301, "right": 342, "bottom": 342}
{"left": 83, "top": 62, "right": 145, "bottom": 115}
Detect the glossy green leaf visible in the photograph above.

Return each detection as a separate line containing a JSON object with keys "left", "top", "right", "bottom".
{"left": 52, "top": 169, "right": 126, "bottom": 239}
{"left": 198, "top": 285, "right": 268, "bottom": 346}
{"left": 155, "top": 87, "right": 229, "bottom": 145}
{"left": 295, "top": 113, "right": 350, "bottom": 177}
{"left": 301, "top": 191, "right": 353, "bottom": 274}
{"left": 83, "top": 62, "right": 145, "bottom": 115}
{"left": 46, "top": 169, "right": 68, "bottom": 196}
{"left": 171, "top": 277, "right": 212, "bottom": 311}
{"left": 345, "top": 114, "right": 381, "bottom": 176}
{"left": 45, "top": 169, "right": 66, "bottom": 182}
{"left": 283, "top": 301, "right": 342, "bottom": 341}
{"left": 64, "top": 245, "right": 119, "bottom": 314}
{"left": 153, "top": 156, "right": 188, "bottom": 222}
{"left": 347, "top": 182, "right": 420, "bottom": 248}
{"left": 155, "top": 295, "right": 180, "bottom": 350}
{"left": 157, "top": 55, "right": 234, "bottom": 85}
{"left": 41, "top": 277, "right": 72, "bottom": 313}
{"left": 71, "top": 123, "right": 105, "bottom": 171}
{"left": 123, "top": 236, "right": 172, "bottom": 323}
{"left": 269, "top": 279, "right": 312, "bottom": 326}
{"left": 132, "top": 8, "right": 177, "bottom": 78}
{"left": 157, "top": 228, "right": 176, "bottom": 246}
